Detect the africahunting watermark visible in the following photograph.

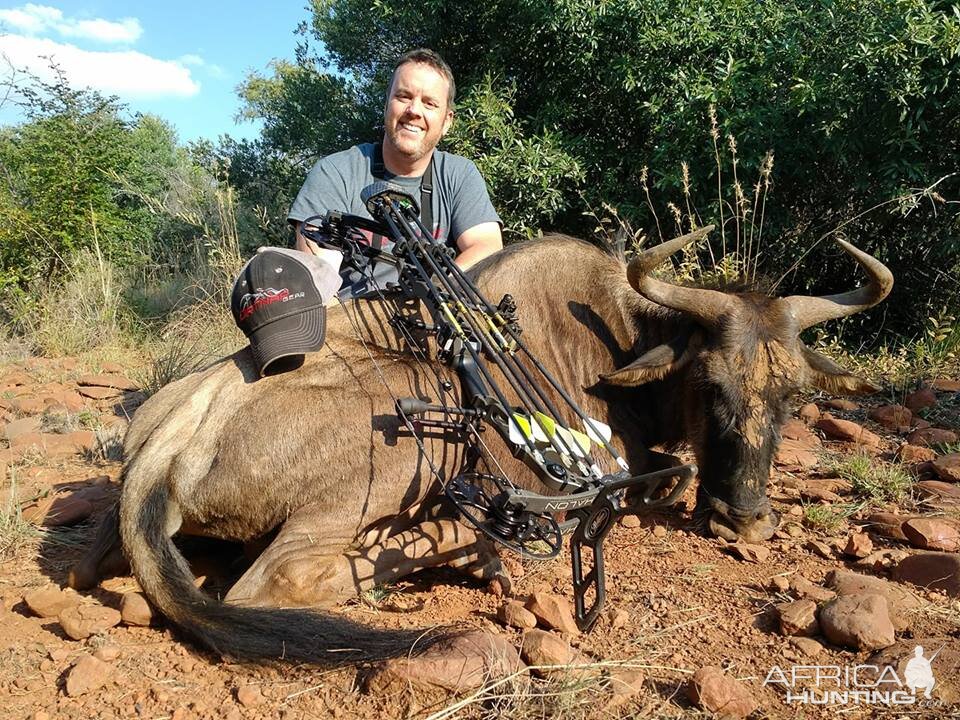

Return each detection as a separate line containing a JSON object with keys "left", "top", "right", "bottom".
{"left": 764, "top": 645, "right": 941, "bottom": 707}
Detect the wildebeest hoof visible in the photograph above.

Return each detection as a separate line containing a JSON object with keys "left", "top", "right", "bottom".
{"left": 708, "top": 511, "right": 778, "bottom": 543}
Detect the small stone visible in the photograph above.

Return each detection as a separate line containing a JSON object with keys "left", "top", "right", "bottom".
{"left": 618, "top": 515, "right": 641, "bottom": 529}
{"left": 77, "top": 374, "right": 138, "bottom": 391}
{"left": 364, "top": 630, "right": 523, "bottom": 693}
{"left": 769, "top": 576, "right": 790, "bottom": 593}
{"left": 894, "top": 552, "right": 960, "bottom": 597}
{"left": 120, "top": 592, "right": 155, "bottom": 627}
{"left": 902, "top": 518, "right": 960, "bottom": 552}
{"left": 932, "top": 453, "right": 960, "bottom": 483}
{"left": 869, "top": 405, "right": 913, "bottom": 433}
{"left": 905, "top": 388, "right": 937, "bottom": 413}
{"left": 907, "top": 428, "right": 958, "bottom": 447}
{"left": 798, "top": 403, "right": 821, "bottom": 423}
{"left": 65, "top": 654, "right": 111, "bottom": 696}
{"left": 816, "top": 417, "right": 881, "bottom": 447}
{"left": 819, "top": 594, "right": 896, "bottom": 651}
{"left": 520, "top": 629, "right": 576, "bottom": 675}
{"left": 525, "top": 592, "right": 580, "bottom": 635}
{"left": 24, "top": 584, "right": 79, "bottom": 618}
{"left": 898, "top": 444, "right": 937, "bottom": 464}
{"left": 236, "top": 685, "right": 263, "bottom": 707}
{"left": 916, "top": 481, "right": 960, "bottom": 506}
{"left": 824, "top": 398, "right": 859, "bottom": 411}
{"left": 607, "top": 608, "right": 629, "bottom": 629}
{"left": 651, "top": 525, "right": 667, "bottom": 538}
{"left": 866, "top": 512, "right": 909, "bottom": 541}
{"left": 775, "top": 439, "right": 819, "bottom": 468}
{"left": 58, "top": 604, "right": 122, "bottom": 640}
{"left": 687, "top": 666, "right": 758, "bottom": 718}
{"left": 789, "top": 636, "right": 824, "bottom": 658}
{"left": 825, "top": 569, "right": 920, "bottom": 631}
{"left": 726, "top": 542, "right": 769, "bottom": 563}
{"left": 77, "top": 386, "right": 122, "bottom": 400}
{"left": 805, "top": 539, "right": 836, "bottom": 560}
{"left": 775, "top": 600, "right": 819, "bottom": 637}
{"left": 844, "top": 532, "right": 874, "bottom": 559}
{"left": 604, "top": 667, "right": 645, "bottom": 710}
{"left": 781, "top": 418, "right": 821, "bottom": 445}
{"left": 800, "top": 485, "right": 841, "bottom": 502}
{"left": 790, "top": 576, "right": 836, "bottom": 603}
{"left": 3, "top": 415, "right": 42, "bottom": 442}
{"left": 498, "top": 600, "right": 537, "bottom": 630}
{"left": 784, "top": 523, "right": 804, "bottom": 538}
{"left": 93, "top": 644, "right": 121, "bottom": 662}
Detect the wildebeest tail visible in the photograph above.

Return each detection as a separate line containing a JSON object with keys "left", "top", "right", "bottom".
{"left": 119, "top": 477, "right": 433, "bottom": 664}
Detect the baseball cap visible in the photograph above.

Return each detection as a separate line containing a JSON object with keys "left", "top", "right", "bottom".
{"left": 231, "top": 247, "right": 342, "bottom": 376}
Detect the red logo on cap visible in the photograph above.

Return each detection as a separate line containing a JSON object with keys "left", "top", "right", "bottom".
{"left": 238, "top": 287, "right": 289, "bottom": 321}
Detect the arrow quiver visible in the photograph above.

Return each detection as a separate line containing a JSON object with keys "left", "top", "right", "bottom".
{"left": 300, "top": 182, "right": 696, "bottom": 630}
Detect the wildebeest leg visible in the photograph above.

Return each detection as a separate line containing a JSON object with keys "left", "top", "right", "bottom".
{"left": 224, "top": 508, "right": 508, "bottom": 609}
{"left": 68, "top": 501, "right": 130, "bottom": 589}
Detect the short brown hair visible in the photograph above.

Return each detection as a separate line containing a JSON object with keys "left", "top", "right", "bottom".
{"left": 390, "top": 48, "right": 456, "bottom": 109}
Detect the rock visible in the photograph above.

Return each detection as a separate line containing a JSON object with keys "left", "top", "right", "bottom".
{"left": 725, "top": 543, "right": 769, "bottom": 563}
{"left": 603, "top": 667, "right": 645, "bottom": 710}
{"left": 782, "top": 418, "right": 821, "bottom": 445}
{"left": 816, "top": 417, "right": 881, "bottom": 447}
{"left": 618, "top": 514, "right": 641, "bottom": 529}
{"left": 902, "top": 518, "right": 960, "bottom": 552}
{"left": 855, "top": 548, "right": 910, "bottom": 571}
{"left": 520, "top": 629, "right": 576, "bottom": 675}
{"left": 868, "top": 637, "right": 960, "bottom": 704}
{"left": 24, "top": 584, "right": 79, "bottom": 618}
{"left": 824, "top": 398, "right": 859, "bottom": 411}
{"left": 365, "top": 630, "right": 523, "bottom": 693}
{"left": 775, "top": 600, "right": 819, "bottom": 637}
{"left": 120, "top": 592, "right": 155, "bottom": 626}
{"left": 11, "top": 396, "right": 45, "bottom": 414}
{"left": 22, "top": 493, "right": 94, "bottom": 527}
{"left": 805, "top": 539, "right": 836, "bottom": 560}
{"left": 3, "top": 415, "right": 42, "bottom": 442}
{"left": 77, "top": 386, "right": 122, "bottom": 400}
{"left": 907, "top": 428, "right": 958, "bottom": 447}
{"left": 844, "top": 532, "right": 874, "bottom": 558}
{"left": 869, "top": 405, "right": 913, "bottom": 433}
{"left": 905, "top": 388, "right": 937, "bottom": 413}
{"left": 825, "top": 569, "right": 920, "bottom": 631}
{"left": 10, "top": 431, "right": 96, "bottom": 459}
{"left": 44, "top": 391, "right": 85, "bottom": 412}
{"left": 651, "top": 524, "right": 668, "bottom": 538}
{"left": 933, "top": 453, "right": 960, "bottom": 483}
{"left": 789, "top": 636, "right": 824, "bottom": 658}
{"left": 929, "top": 378, "right": 960, "bottom": 392}
{"left": 894, "top": 552, "right": 960, "bottom": 597}
{"left": 498, "top": 600, "right": 537, "bottom": 630}
{"left": 525, "top": 592, "right": 580, "bottom": 635}
{"left": 58, "top": 604, "right": 122, "bottom": 640}
{"left": 93, "top": 644, "right": 121, "bottom": 662}
{"left": 236, "top": 685, "right": 263, "bottom": 707}
{"left": 898, "top": 443, "right": 937, "bottom": 464}
{"left": 607, "top": 608, "right": 629, "bottom": 629}
{"left": 790, "top": 576, "right": 836, "bottom": 603}
{"left": 798, "top": 403, "right": 821, "bottom": 423}
{"left": 916, "top": 480, "right": 960, "bottom": 507}
{"left": 775, "top": 439, "right": 819, "bottom": 468}
{"left": 687, "top": 666, "right": 758, "bottom": 718}
{"left": 769, "top": 576, "right": 790, "bottom": 593}
{"left": 800, "top": 485, "right": 841, "bottom": 502}
{"left": 819, "top": 594, "right": 896, "bottom": 650}
{"left": 77, "top": 374, "right": 138, "bottom": 391}
{"left": 866, "top": 511, "right": 909, "bottom": 541}
{"left": 65, "top": 654, "right": 111, "bottom": 696}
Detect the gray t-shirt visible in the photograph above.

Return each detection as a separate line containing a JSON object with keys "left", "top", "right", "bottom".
{"left": 288, "top": 143, "right": 501, "bottom": 297}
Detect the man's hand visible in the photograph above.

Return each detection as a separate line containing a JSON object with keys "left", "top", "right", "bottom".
{"left": 294, "top": 222, "right": 322, "bottom": 255}
{"left": 455, "top": 221, "right": 503, "bottom": 269}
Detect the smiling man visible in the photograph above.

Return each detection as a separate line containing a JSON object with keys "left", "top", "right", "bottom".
{"left": 289, "top": 48, "right": 503, "bottom": 297}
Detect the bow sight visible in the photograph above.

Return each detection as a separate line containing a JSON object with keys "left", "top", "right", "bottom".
{"left": 301, "top": 181, "right": 696, "bottom": 630}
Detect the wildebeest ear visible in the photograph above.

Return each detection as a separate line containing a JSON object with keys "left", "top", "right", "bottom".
{"left": 801, "top": 345, "right": 881, "bottom": 395}
{"left": 600, "top": 331, "right": 699, "bottom": 386}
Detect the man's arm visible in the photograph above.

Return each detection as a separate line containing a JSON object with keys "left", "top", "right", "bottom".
{"left": 293, "top": 221, "right": 321, "bottom": 255}
{"left": 455, "top": 221, "right": 503, "bottom": 269}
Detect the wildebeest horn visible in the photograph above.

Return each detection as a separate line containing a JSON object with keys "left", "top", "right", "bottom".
{"left": 784, "top": 239, "right": 894, "bottom": 331}
{"left": 626, "top": 225, "right": 733, "bottom": 328}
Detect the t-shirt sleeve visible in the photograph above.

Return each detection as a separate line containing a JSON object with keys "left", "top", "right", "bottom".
{"left": 449, "top": 160, "right": 502, "bottom": 242}
{"left": 287, "top": 157, "right": 351, "bottom": 226}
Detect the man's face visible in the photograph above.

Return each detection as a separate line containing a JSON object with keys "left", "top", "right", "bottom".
{"left": 383, "top": 61, "right": 453, "bottom": 165}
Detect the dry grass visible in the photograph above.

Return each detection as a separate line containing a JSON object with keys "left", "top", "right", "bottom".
{"left": 0, "top": 474, "right": 41, "bottom": 563}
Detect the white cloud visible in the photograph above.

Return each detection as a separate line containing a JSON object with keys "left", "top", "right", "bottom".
{"left": 0, "top": 34, "right": 200, "bottom": 99}
{"left": 0, "top": 4, "right": 142, "bottom": 44}
{"left": 178, "top": 53, "right": 204, "bottom": 67}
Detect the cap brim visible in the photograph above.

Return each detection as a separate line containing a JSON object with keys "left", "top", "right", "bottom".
{"left": 249, "top": 306, "right": 326, "bottom": 377}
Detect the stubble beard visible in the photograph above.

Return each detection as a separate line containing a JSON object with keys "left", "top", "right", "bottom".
{"left": 386, "top": 124, "right": 439, "bottom": 165}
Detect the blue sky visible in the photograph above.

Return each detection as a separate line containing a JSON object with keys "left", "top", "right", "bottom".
{"left": 0, "top": 1, "right": 310, "bottom": 142}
